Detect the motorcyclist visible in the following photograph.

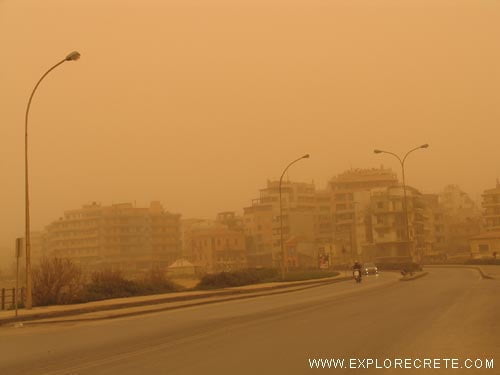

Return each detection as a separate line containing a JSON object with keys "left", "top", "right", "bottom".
{"left": 352, "top": 260, "right": 362, "bottom": 271}
{"left": 352, "top": 261, "right": 362, "bottom": 280}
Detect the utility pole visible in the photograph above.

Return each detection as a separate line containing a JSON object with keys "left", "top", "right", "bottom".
{"left": 24, "top": 51, "right": 81, "bottom": 308}
{"left": 279, "top": 154, "right": 310, "bottom": 280}
{"left": 15, "top": 238, "right": 23, "bottom": 317}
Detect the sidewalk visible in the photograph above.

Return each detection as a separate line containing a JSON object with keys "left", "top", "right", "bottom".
{"left": 477, "top": 265, "right": 500, "bottom": 279}
{"left": 0, "top": 274, "right": 350, "bottom": 326}
{"left": 424, "top": 264, "right": 498, "bottom": 279}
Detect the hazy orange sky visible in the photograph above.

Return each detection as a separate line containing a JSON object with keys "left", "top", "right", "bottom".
{"left": 1, "top": 0, "right": 499, "bottom": 253}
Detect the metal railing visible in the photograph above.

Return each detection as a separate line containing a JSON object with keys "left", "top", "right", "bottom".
{"left": 0, "top": 287, "right": 26, "bottom": 310}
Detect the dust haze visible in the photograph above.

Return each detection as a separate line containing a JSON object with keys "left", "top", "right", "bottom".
{"left": 1, "top": 0, "right": 499, "bottom": 263}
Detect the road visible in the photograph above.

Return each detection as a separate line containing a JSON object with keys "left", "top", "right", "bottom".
{"left": 0, "top": 269, "right": 498, "bottom": 375}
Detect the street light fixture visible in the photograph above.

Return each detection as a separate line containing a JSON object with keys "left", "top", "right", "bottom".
{"left": 24, "top": 51, "right": 81, "bottom": 309}
{"left": 65, "top": 51, "right": 81, "bottom": 61}
{"left": 373, "top": 144, "right": 429, "bottom": 261}
{"left": 279, "top": 154, "right": 310, "bottom": 281}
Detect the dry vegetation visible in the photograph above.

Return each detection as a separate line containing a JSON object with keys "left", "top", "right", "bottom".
{"left": 32, "top": 258, "right": 181, "bottom": 306}
{"left": 32, "top": 257, "right": 85, "bottom": 306}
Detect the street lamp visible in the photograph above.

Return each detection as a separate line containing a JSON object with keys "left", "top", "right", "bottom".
{"left": 279, "top": 154, "right": 310, "bottom": 280}
{"left": 24, "top": 51, "right": 81, "bottom": 309}
{"left": 373, "top": 144, "right": 428, "bottom": 261}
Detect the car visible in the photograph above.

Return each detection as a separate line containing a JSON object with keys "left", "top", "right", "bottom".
{"left": 362, "top": 262, "right": 378, "bottom": 275}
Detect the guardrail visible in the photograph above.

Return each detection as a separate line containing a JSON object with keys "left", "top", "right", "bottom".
{"left": 1, "top": 288, "right": 26, "bottom": 310}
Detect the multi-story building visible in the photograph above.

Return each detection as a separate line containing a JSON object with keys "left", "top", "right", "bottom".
{"left": 216, "top": 211, "right": 244, "bottom": 232}
{"left": 422, "top": 194, "right": 448, "bottom": 257}
{"left": 329, "top": 167, "right": 398, "bottom": 264}
{"left": 446, "top": 217, "right": 482, "bottom": 254}
{"left": 29, "top": 231, "right": 48, "bottom": 265}
{"left": 243, "top": 203, "right": 275, "bottom": 267}
{"left": 436, "top": 185, "right": 481, "bottom": 254}
{"left": 181, "top": 218, "right": 214, "bottom": 260}
{"left": 329, "top": 167, "right": 399, "bottom": 193}
{"left": 482, "top": 181, "right": 500, "bottom": 232}
{"left": 45, "top": 201, "right": 181, "bottom": 276}
{"left": 243, "top": 180, "right": 333, "bottom": 269}
{"left": 440, "top": 184, "right": 480, "bottom": 221}
{"left": 367, "top": 185, "right": 433, "bottom": 262}
{"left": 469, "top": 181, "right": 500, "bottom": 259}
{"left": 314, "top": 190, "right": 334, "bottom": 246}
{"left": 184, "top": 212, "right": 246, "bottom": 274}
{"left": 190, "top": 222, "right": 247, "bottom": 274}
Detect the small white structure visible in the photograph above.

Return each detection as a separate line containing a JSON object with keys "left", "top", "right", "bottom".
{"left": 167, "top": 259, "right": 196, "bottom": 278}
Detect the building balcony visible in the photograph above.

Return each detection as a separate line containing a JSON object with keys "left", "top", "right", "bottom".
{"left": 373, "top": 223, "right": 392, "bottom": 229}
{"left": 335, "top": 219, "right": 354, "bottom": 226}
{"left": 481, "top": 201, "right": 500, "bottom": 208}
{"left": 483, "top": 213, "right": 500, "bottom": 218}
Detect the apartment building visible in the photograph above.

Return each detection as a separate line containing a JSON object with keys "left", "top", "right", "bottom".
{"left": 183, "top": 212, "right": 246, "bottom": 274}
{"left": 469, "top": 181, "right": 500, "bottom": 259}
{"left": 190, "top": 222, "right": 247, "bottom": 274}
{"left": 482, "top": 181, "right": 500, "bottom": 232}
{"left": 45, "top": 201, "right": 181, "bottom": 276}
{"left": 436, "top": 185, "right": 481, "bottom": 254}
{"left": 422, "top": 194, "right": 448, "bottom": 257}
{"left": 181, "top": 218, "right": 214, "bottom": 260}
{"left": 440, "top": 184, "right": 479, "bottom": 221}
{"left": 329, "top": 167, "right": 398, "bottom": 264}
{"left": 329, "top": 167, "right": 399, "bottom": 193}
{"left": 29, "top": 231, "right": 48, "bottom": 265}
{"left": 243, "top": 180, "right": 333, "bottom": 269}
{"left": 367, "top": 185, "right": 434, "bottom": 262}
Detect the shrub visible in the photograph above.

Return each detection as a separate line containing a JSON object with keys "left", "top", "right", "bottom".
{"left": 32, "top": 257, "right": 85, "bottom": 306}
{"left": 197, "top": 268, "right": 279, "bottom": 289}
{"left": 85, "top": 269, "right": 140, "bottom": 301}
{"left": 85, "top": 267, "right": 181, "bottom": 301}
{"left": 137, "top": 266, "right": 180, "bottom": 294}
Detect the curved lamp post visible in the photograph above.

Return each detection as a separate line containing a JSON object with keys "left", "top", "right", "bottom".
{"left": 279, "top": 154, "right": 310, "bottom": 280}
{"left": 373, "top": 144, "right": 429, "bottom": 260}
{"left": 24, "top": 51, "right": 81, "bottom": 309}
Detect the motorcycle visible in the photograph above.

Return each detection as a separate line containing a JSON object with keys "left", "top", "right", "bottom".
{"left": 353, "top": 269, "right": 362, "bottom": 283}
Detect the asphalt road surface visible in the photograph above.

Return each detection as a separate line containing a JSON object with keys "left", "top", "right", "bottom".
{"left": 1, "top": 269, "right": 498, "bottom": 375}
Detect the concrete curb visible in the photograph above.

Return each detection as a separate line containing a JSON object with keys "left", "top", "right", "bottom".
{"left": 399, "top": 272, "right": 429, "bottom": 281}
{"left": 0, "top": 275, "right": 351, "bottom": 326}
{"left": 10, "top": 279, "right": 358, "bottom": 326}
{"left": 424, "top": 265, "right": 495, "bottom": 280}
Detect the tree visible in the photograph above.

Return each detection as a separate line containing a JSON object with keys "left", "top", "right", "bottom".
{"left": 32, "top": 257, "right": 85, "bottom": 306}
